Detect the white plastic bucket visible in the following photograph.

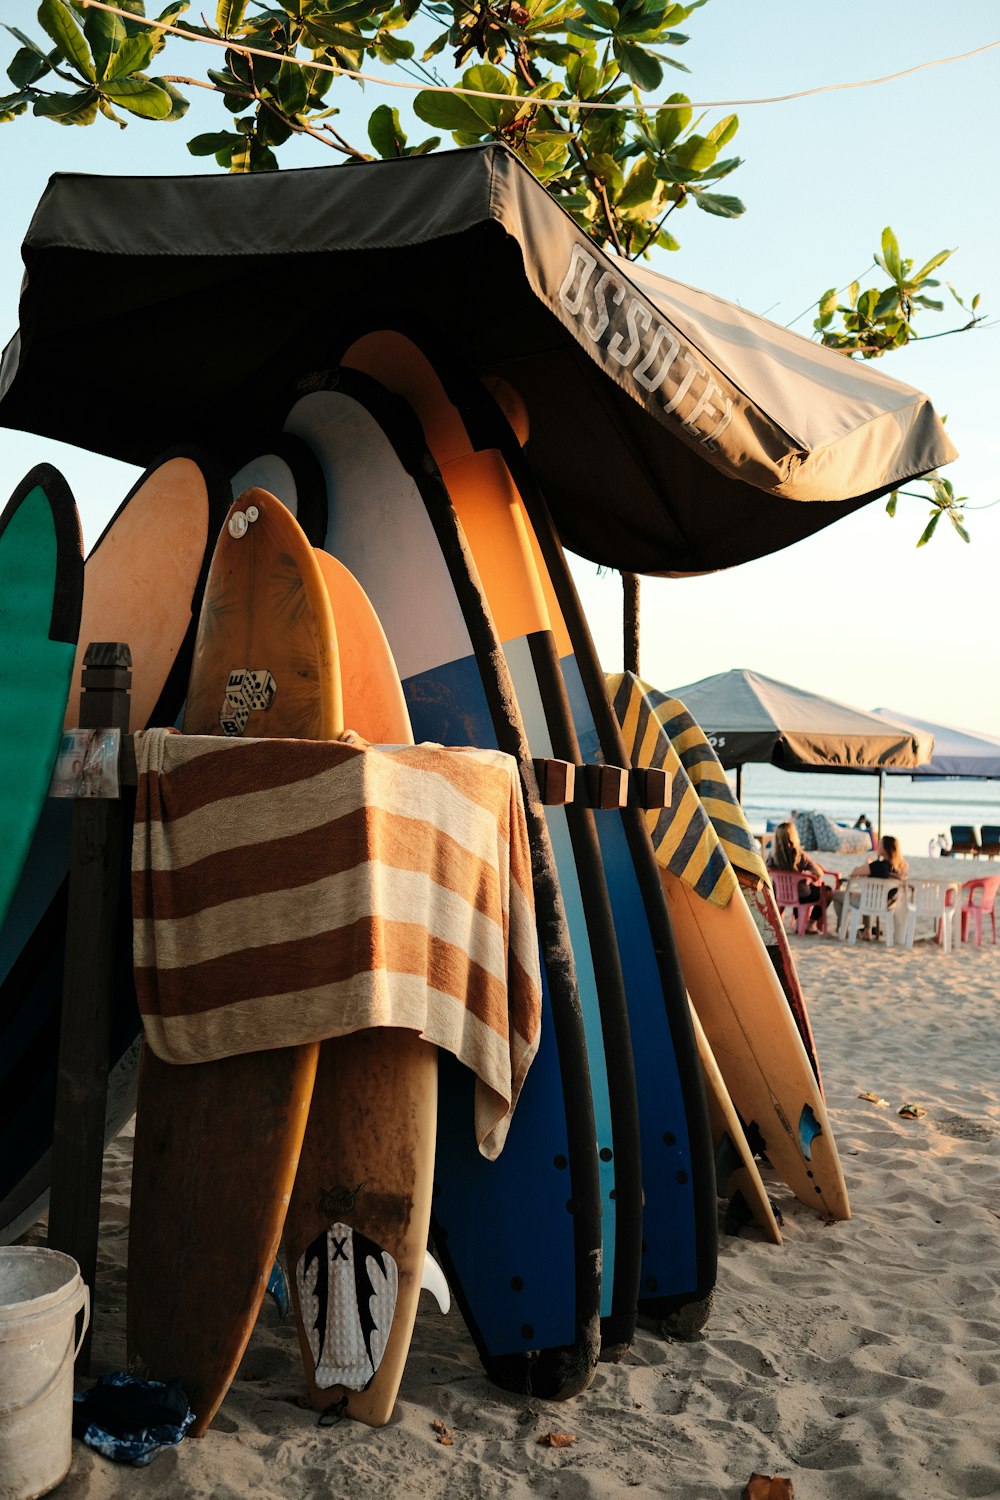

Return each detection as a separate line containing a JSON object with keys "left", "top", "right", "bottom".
{"left": 0, "top": 1247, "right": 90, "bottom": 1500}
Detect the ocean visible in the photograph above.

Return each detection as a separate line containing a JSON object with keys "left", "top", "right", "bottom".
{"left": 736, "top": 764, "right": 1000, "bottom": 857}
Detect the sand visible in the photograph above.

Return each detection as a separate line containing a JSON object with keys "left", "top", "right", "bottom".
{"left": 21, "top": 898, "right": 1000, "bottom": 1499}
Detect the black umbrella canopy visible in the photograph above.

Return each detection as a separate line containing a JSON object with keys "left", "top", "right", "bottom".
{"left": 0, "top": 145, "right": 955, "bottom": 575}
{"left": 665, "top": 668, "right": 934, "bottom": 771}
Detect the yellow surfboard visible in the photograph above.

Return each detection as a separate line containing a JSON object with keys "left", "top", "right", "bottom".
{"left": 688, "top": 1002, "right": 782, "bottom": 1245}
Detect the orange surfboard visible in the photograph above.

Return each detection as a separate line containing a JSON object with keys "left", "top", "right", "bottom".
{"left": 284, "top": 549, "right": 438, "bottom": 1426}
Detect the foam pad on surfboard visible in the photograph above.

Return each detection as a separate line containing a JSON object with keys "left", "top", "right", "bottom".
{"left": 0, "top": 465, "right": 82, "bottom": 931}
{"left": 337, "top": 326, "right": 716, "bottom": 1332}
{"left": 128, "top": 489, "right": 339, "bottom": 1434}
{"left": 275, "top": 375, "right": 603, "bottom": 1398}
{"left": 0, "top": 449, "right": 230, "bottom": 1246}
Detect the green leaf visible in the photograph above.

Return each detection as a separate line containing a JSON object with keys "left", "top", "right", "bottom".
{"left": 0, "top": 92, "right": 31, "bottom": 120}
{"left": 817, "top": 287, "right": 838, "bottom": 317}
{"left": 373, "top": 31, "right": 414, "bottom": 60}
{"left": 368, "top": 101, "right": 406, "bottom": 156}
{"left": 915, "top": 508, "right": 940, "bottom": 547}
{"left": 274, "top": 57, "right": 307, "bottom": 114}
{"left": 37, "top": 0, "right": 96, "bottom": 80}
{"left": 577, "top": 0, "right": 620, "bottom": 29}
{"left": 157, "top": 78, "right": 189, "bottom": 120}
{"left": 885, "top": 491, "right": 898, "bottom": 517}
{"left": 105, "top": 32, "right": 155, "bottom": 79}
{"left": 613, "top": 39, "right": 662, "bottom": 90}
{"left": 880, "top": 225, "right": 902, "bottom": 281}
{"left": 615, "top": 155, "right": 660, "bottom": 212}
{"left": 692, "top": 190, "right": 743, "bottom": 218}
{"left": 82, "top": 4, "right": 125, "bottom": 79}
{"left": 101, "top": 76, "right": 174, "bottom": 117}
{"left": 910, "top": 248, "right": 953, "bottom": 285}
{"left": 413, "top": 87, "right": 493, "bottom": 134}
{"left": 216, "top": 0, "right": 249, "bottom": 33}
{"left": 97, "top": 94, "right": 127, "bottom": 126}
{"left": 7, "top": 43, "right": 55, "bottom": 88}
{"left": 948, "top": 509, "right": 970, "bottom": 543}
{"left": 299, "top": 16, "right": 363, "bottom": 47}
{"left": 671, "top": 130, "right": 716, "bottom": 170}
{"left": 873, "top": 286, "right": 899, "bottom": 319}
{"left": 653, "top": 92, "right": 689, "bottom": 146}
{"left": 33, "top": 85, "right": 99, "bottom": 123}
{"left": 421, "top": 29, "right": 450, "bottom": 59}
{"left": 707, "top": 111, "right": 737, "bottom": 147}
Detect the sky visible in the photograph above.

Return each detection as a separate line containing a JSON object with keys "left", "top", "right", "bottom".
{"left": 2, "top": 0, "right": 999, "bottom": 731}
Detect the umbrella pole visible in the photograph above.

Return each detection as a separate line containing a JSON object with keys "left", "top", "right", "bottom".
{"left": 877, "top": 769, "right": 885, "bottom": 840}
{"left": 622, "top": 573, "right": 640, "bottom": 676}
{"left": 735, "top": 764, "right": 743, "bottom": 804}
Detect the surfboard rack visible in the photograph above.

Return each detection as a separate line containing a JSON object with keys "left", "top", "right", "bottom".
{"left": 530, "top": 759, "right": 669, "bottom": 811}
{"left": 47, "top": 641, "right": 132, "bottom": 1372}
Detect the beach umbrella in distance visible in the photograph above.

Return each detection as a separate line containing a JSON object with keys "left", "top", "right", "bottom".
{"left": 0, "top": 144, "right": 955, "bottom": 578}
{"left": 872, "top": 709, "right": 1000, "bottom": 780}
{"left": 660, "top": 668, "right": 933, "bottom": 833}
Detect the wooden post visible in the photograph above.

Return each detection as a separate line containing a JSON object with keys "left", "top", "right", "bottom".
{"left": 622, "top": 572, "right": 640, "bottom": 677}
{"left": 47, "top": 643, "right": 132, "bottom": 1372}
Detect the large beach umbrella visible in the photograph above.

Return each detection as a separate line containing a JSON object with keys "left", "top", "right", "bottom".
{"left": 0, "top": 144, "right": 955, "bottom": 577}
{"left": 872, "top": 708, "right": 1000, "bottom": 780}
{"left": 662, "top": 668, "right": 933, "bottom": 831}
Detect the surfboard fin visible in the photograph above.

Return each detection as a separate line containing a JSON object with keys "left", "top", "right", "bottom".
{"left": 421, "top": 1250, "right": 450, "bottom": 1314}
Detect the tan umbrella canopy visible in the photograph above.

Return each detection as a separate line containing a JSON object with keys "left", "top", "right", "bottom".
{"left": 663, "top": 669, "right": 934, "bottom": 831}
{"left": 0, "top": 144, "right": 955, "bottom": 577}
{"left": 873, "top": 708, "right": 1000, "bottom": 780}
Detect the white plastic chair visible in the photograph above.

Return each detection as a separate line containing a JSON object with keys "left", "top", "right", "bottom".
{"left": 839, "top": 877, "right": 911, "bottom": 946}
{"left": 902, "top": 879, "right": 959, "bottom": 952}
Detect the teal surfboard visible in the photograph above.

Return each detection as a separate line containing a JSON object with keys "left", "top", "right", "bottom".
{"left": 0, "top": 464, "right": 83, "bottom": 929}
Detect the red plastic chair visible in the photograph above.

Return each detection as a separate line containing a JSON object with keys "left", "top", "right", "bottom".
{"left": 769, "top": 868, "right": 831, "bottom": 935}
{"left": 959, "top": 876, "right": 1000, "bottom": 946}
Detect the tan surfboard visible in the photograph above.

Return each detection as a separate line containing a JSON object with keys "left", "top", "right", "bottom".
{"left": 283, "top": 549, "right": 437, "bottom": 1426}
{"left": 662, "top": 870, "right": 850, "bottom": 1222}
{"left": 128, "top": 488, "right": 341, "bottom": 1433}
{"left": 688, "top": 1003, "right": 782, "bottom": 1246}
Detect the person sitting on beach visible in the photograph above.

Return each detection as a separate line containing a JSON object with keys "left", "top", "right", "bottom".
{"left": 768, "top": 820, "right": 829, "bottom": 933}
{"left": 832, "top": 835, "right": 910, "bottom": 937}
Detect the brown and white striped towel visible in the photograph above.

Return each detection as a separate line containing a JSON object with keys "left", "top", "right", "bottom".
{"left": 132, "top": 728, "right": 542, "bottom": 1158}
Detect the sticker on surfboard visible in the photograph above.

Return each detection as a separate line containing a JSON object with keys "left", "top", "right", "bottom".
{"left": 220, "top": 668, "right": 276, "bottom": 736}
{"left": 296, "top": 1223, "right": 399, "bottom": 1390}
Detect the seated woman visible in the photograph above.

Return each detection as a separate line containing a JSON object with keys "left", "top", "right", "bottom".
{"left": 768, "top": 820, "right": 829, "bottom": 933}
{"left": 832, "top": 835, "right": 910, "bottom": 937}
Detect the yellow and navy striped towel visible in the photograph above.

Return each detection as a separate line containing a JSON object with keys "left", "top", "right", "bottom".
{"left": 608, "top": 672, "right": 769, "bottom": 905}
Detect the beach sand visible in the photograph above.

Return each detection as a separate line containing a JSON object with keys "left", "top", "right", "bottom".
{"left": 21, "top": 898, "right": 1000, "bottom": 1499}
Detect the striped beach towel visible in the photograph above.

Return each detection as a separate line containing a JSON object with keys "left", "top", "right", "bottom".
{"left": 132, "top": 728, "right": 542, "bottom": 1159}
{"left": 607, "top": 672, "right": 769, "bottom": 905}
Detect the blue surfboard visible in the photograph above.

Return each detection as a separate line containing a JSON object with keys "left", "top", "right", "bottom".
{"left": 333, "top": 322, "right": 717, "bottom": 1333}
{"left": 263, "top": 371, "right": 604, "bottom": 1397}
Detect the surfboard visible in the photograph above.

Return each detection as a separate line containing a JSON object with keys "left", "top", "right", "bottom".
{"left": 0, "top": 450, "right": 230, "bottom": 1245}
{"left": 616, "top": 674, "right": 823, "bottom": 1089}
{"left": 688, "top": 1002, "right": 782, "bottom": 1246}
{"left": 605, "top": 672, "right": 845, "bottom": 1217}
{"left": 337, "top": 327, "right": 715, "bottom": 1335}
{"left": 128, "top": 488, "right": 339, "bottom": 1434}
{"left": 282, "top": 548, "right": 437, "bottom": 1426}
{"left": 274, "top": 377, "right": 604, "bottom": 1398}
{"left": 0, "top": 465, "right": 82, "bottom": 930}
